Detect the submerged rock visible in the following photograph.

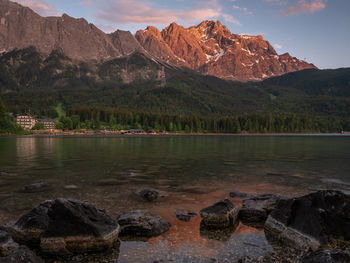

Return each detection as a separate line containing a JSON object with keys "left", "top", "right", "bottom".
{"left": 19, "top": 182, "right": 51, "bottom": 193}
{"left": 11, "top": 198, "right": 120, "bottom": 256}
{"left": 239, "top": 194, "right": 280, "bottom": 228}
{"left": 229, "top": 191, "right": 254, "bottom": 199}
{"left": 0, "top": 222, "right": 15, "bottom": 234}
{"left": 117, "top": 210, "right": 171, "bottom": 238}
{"left": 175, "top": 209, "right": 197, "bottom": 222}
{"left": 301, "top": 248, "right": 350, "bottom": 263}
{"left": 200, "top": 225, "right": 236, "bottom": 241}
{"left": 137, "top": 189, "right": 159, "bottom": 202}
{"left": 200, "top": 199, "right": 239, "bottom": 229}
{"left": 0, "top": 230, "right": 18, "bottom": 257}
{"left": 0, "top": 246, "right": 44, "bottom": 263}
{"left": 264, "top": 190, "right": 350, "bottom": 251}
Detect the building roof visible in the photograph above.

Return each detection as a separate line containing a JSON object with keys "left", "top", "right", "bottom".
{"left": 38, "top": 119, "right": 56, "bottom": 123}
{"left": 16, "top": 114, "right": 36, "bottom": 118}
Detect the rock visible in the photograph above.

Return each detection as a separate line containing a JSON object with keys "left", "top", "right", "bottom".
{"left": 137, "top": 20, "right": 316, "bottom": 82}
{"left": 302, "top": 248, "right": 350, "bottom": 263}
{"left": 64, "top": 185, "right": 78, "bottom": 189}
{"left": 19, "top": 182, "right": 51, "bottom": 193}
{"left": 264, "top": 190, "right": 350, "bottom": 251}
{"left": 0, "top": 230, "right": 19, "bottom": 257}
{"left": 200, "top": 199, "right": 239, "bottom": 229}
{"left": 0, "top": 246, "right": 43, "bottom": 263}
{"left": 229, "top": 191, "right": 254, "bottom": 199}
{"left": 175, "top": 209, "right": 197, "bottom": 222}
{"left": 0, "top": 222, "right": 15, "bottom": 233}
{"left": 11, "top": 200, "right": 52, "bottom": 246}
{"left": 0, "top": 231, "right": 9, "bottom": 243}
{"left": 117, "top": 210, "right": 171, "bottom": 238}
{"left": 0, "top": 0, "right": 144, "bottom": 61}
{"left": 11, "top": 198, "right": 120, "bottom": 256}
{"left": 137, "top": 189, "right": 159, "bottom": 202}
{"left": 255, "top": 246, "right": 308, "bottom": 263}
{"left": 200, "top": 226, "right": 236, "bottom": 241}
{"left": 239, "top": 194, "right": 280, "bottom": 228}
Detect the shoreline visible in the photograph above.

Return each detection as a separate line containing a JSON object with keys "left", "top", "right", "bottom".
{"left": 1, "top": 132, "right": 350, "bottom": 138}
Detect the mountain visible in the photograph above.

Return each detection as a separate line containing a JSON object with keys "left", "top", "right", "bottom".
{"left": 262, "top": 68, "right": 350, "bottom": 96}
{"left": 0, "top": 46, "right": 349, "bottom": 120}
{"left": 136, "top": 20, "right": 316, "bottom": 81}
{"left": 0, "top": 0, "right": 143, "bottom": 61}
{"left": 0, "top": 0, "right": 315, "bottom": 81}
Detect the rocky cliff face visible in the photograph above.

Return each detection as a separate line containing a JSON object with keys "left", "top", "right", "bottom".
{"left": 0, "top": 0, "right": 316, "bottom": 82}
{"left": 137, "top": 20, "right": 316, "bottom": 81}
{"left": 0, "top": 0, "right": 143, "bottom": 61}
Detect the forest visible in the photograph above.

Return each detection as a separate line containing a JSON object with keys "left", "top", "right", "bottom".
{"left": 1, "top": 47, "right": 350, "bottom": 134}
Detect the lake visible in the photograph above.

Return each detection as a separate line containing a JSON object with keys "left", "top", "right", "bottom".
{"left": 0, "top": 135, "right": 349, "bottom": 262}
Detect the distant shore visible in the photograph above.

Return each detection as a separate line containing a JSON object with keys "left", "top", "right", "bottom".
{"left": 1, "top": 132, "right": 349, "bottom": 137}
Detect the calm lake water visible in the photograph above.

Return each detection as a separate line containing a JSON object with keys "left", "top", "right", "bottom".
{"left": 0, "top": 135, "right": 350, "bottom": 262}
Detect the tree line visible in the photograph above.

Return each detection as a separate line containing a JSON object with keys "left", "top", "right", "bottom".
{"left": 55, "top": 106, "right": 348, "bottom": 133}
{"left": 0, "top": 100, "right": 27, "bottom": 134}
{"left": 2, "top": 100, "right": 349, "bottom": 134}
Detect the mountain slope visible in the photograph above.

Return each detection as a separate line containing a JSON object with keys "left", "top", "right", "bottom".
{"left": 0, "top": 47, "right": 349, "bottom": 120}
{"left": 261, "top": 68, "right": 350, "bottom": 96}
{"left": 136, "top": 20, "right": 316, "bottom": 81}
{"left": 0, "top": 0, "right": 316, "bottom": 81}
{"left": 0, "top": 0, "right": 144, "bottom": 61}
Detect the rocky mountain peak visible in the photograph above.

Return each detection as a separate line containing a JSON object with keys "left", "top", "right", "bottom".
{"left": 139, "top": 20, "right": 316, "bottom": 81}
{"left": 0, "top": 0, "right": 317, "bottom": 81}
{"left": 0, "top": 0, "right": 145, "bottom": 61}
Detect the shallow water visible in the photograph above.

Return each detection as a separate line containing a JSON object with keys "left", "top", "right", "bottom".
{"left": 0, "top": 135, "right": 349, "bottom": 262}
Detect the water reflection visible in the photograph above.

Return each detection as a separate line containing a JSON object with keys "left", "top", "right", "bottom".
{"left": 0, "top": 136, "right": 350, "bottom": 262}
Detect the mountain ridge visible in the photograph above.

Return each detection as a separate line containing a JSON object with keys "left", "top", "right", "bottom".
{"left": 137, "top": 20, "right": 316, "bottom": 81}
{"left": 0, "top": 0, "right": 316, "bottom": 82}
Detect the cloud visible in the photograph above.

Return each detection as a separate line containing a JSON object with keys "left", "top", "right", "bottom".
{"left": 282, "top": 0, "right": 327, "bottom": 15}
{"left": 273, "top": 43, "right": 283, "bottom": 49}
{"left": 83, "top": 0, "right": 240, "bottom": 28}
{"left": 14, "top": 0, "right": 59, "bottom": 16}
{"left": 222, "top": 14, "right": 241, "bottom": 26}
{"left": 264, "top": 0, "right": 288, "bottom": 5}
{"left": 232, "top": 5, "right": 254, "bottom": 16}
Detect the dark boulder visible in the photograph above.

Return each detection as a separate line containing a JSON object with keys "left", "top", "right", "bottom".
{"left": 137, "top": 189, "right": 159, "bottom": 202}
{"left": 302, "top": 248, "right": 350, "bottom": 263}
{"left": 117, "top": 210, "right": 171, "bottom": 238}
{"left": 200, "top": 199, "right": 239, "bottom": 229}
{"left": 239, "top": 194, "right": 280, "bottom": 228}
{"left": 265, "top": 190, "right": 350, "bottom": 250}
{"left": 0, "top": 231, "right": 10, "bottom": 244}
{"left": 0, "top": 246, "right": 43, "bottom": 263}
{"left": 229, "top": 191, "right": 254, "bottom": 199}
{"left": 175, "top": 209, "right": 197, "bottom": 222}
{"left": 11, "top": 198, "right": 120, "bottom": 255}
{"left": 0, "top": 230, "right": 18, "bottom": 257}
{"left": 200, "top": 225, "right": 236, "bottom": 241}
{"left": 0, "top": 222, "right": 15, "bottom": 233}
{"left": 19, "top": 182, "right": 51, "bottom": 193}
{"left": 11, "top": 200, "right": 52, "bottom": 245}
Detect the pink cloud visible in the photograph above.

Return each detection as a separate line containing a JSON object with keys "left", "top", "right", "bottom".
{"left": 222, "top": 14, "right": 241, "bottom": 26}
{"left": 14, "top": 0, "right": 59, "bottom": 16}
{"left": 282, "top": 0, "right": 327, "bottom": 15}
{"left": 264, "top": 0, "right": 288, "bottom": 6}
{"left": 88, "top": 0, "right": 239, "bottom": 27}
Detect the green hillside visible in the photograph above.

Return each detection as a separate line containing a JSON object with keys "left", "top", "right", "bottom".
{"left": 0, "top": 47, "right": 350, "bottom": 132}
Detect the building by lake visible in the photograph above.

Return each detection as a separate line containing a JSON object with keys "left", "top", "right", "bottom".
{"left": 38, "top": 119, "right": 56, "bottom": 130}
{"left": 15, "top": 115, "right": 56, "bottom": 130}
{"left": 15, "top": 114, "right": 37, "bottom": 130}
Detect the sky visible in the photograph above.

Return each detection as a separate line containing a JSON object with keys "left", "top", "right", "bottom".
{"left": 13, "top": 0, "right": 350, "bottom": 69}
